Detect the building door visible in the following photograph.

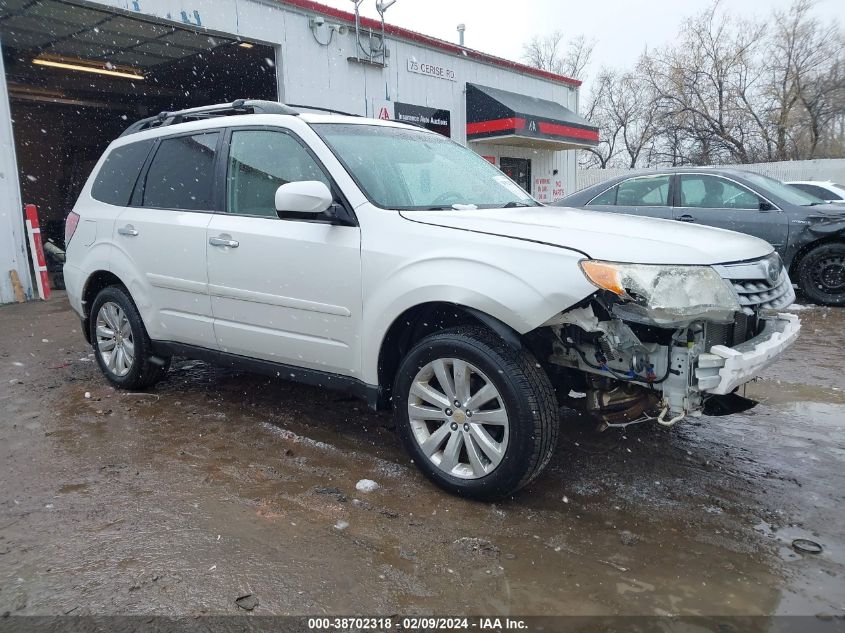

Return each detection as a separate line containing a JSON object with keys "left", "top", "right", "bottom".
{"left": 500, "top": 157, "right": 532, "bottom": 194}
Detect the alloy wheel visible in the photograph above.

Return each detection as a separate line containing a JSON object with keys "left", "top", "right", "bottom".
{"left": 407, "top": 358, "right": 509, "bottom": 479}
{"left": 95, "top": 301, "right": 135, "bottom": 377}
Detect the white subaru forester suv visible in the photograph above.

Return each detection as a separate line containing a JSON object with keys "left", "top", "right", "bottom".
{"left": 64, "top": 100, "right": 801, "bottom": 499}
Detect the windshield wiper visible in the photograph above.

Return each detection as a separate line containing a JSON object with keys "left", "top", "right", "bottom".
{"left": 499, "top": 201, "right": 536, "bottom": 208}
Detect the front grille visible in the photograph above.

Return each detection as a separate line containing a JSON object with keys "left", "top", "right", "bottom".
{"left": 714, "top": 255, "right": 796, "bottom": 317}
{"left": 730, "top": 268, "right": 794, "bottom": 314}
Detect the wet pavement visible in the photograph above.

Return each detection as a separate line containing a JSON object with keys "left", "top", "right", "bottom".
{"left": 0, "top": 295, "right": 843, "bottom": 617}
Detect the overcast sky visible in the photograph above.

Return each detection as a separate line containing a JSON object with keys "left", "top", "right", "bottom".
{"left": 317, "top": 0, "right": 842, "bottom": 89}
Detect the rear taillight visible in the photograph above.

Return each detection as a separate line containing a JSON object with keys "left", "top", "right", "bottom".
{"left": 65, "top": 211, "right": 80, "bottom": 245}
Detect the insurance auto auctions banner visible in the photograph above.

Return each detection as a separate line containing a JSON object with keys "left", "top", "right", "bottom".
{"left": 370, "top": 100, "right": 452, "bottom": 137}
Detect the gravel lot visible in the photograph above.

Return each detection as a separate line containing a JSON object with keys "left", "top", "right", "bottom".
{"left": 0, "top": 295, "right": 843, "bottom": 617}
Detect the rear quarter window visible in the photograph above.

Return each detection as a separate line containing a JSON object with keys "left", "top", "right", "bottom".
{"left": 91, "top": 139, "right": 155, "bottom": 206}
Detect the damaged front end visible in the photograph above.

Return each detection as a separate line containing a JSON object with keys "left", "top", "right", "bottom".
{"left": 541, "top": 254, "right": 801, "bottom": 429}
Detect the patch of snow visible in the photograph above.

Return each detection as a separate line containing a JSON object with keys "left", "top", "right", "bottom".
{"left": 84, "top": 392, "right": 91, "bottom": 399}
{"left": 355, "top": 479, "right": 380, "bottom": 493}
{"left": 787, "top": 303, "right": 811, "bottom": 311}
{"left": 334, "top": 520, "right": 349, "bottom": 530}
{"left": 259, "top": 422, "right": 335, "bottom": 451}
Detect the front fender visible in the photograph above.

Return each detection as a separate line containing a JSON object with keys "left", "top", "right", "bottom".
{"left": 360, "top": 250, "right": 595, "bottom": 385}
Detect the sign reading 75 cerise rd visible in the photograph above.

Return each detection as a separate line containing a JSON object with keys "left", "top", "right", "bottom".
{"left": 407, "top": 58, "right": 456, "bottom": 81}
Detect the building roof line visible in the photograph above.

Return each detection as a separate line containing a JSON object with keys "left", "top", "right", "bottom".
{"left": 275, "top": 0, "right": 582, "bottom": 88}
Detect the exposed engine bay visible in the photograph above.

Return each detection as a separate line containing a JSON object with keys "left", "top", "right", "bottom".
{"left": 544, "top": 304, "right": 742, "bottom": 428}
{"left": 539, "top": 256, "right": 801, "bottom": 430}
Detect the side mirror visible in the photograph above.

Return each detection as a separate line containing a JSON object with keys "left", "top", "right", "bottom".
{"left": 759, "top": 199, "right": 776, "bottom": 212}
{"left": 275, "top": 181, "right": 333, "bottom": 216}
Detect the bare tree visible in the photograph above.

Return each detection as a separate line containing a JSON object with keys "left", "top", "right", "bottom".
{"left": 578, "top": 71, "right": 619, "bottom": 168}
{"left": 522, "top": 31, "right": 595, "bottom": 81}
{"left": 643, "top": 2, "right": 767, "bottom": 164}
{"left": 522, "top": 0, "right": 845, "bottom": 168}
{"left": 799, "top": 58, "right": 845, "bottom": 157}
{"left": 580, "top": 66, "right": 660, "bottom": 168}
{"left": 767, "top": 0, "right": 845, "bottom": 158}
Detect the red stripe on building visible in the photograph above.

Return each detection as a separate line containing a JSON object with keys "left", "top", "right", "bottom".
{"left": 466, "top": 117, "right": 526, "bottom": 135}
{"left": 537, "top": 121, "right": 599, "bottom": 142}
{"left": 276, "top": 0, "right": 581, "bottom": 87}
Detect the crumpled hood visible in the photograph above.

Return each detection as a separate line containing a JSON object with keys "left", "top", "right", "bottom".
{"left": 400, "top": 206, "right": 773, "bottom": 265}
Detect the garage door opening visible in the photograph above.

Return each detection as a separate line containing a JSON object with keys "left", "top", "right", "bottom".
{"left": 0, "top": 0, "right": 277, "bottom": 266}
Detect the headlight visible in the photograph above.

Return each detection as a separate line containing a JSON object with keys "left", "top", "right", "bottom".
{"left": 579, "top": 260, "right": 741, "bottom": 325}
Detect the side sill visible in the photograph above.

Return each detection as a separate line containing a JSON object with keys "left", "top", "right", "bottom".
{"left": 150, "top": 341, "right": 382, "bottom": 410}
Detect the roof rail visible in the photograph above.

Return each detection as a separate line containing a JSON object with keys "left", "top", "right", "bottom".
{"left": 119, "top": 99, "right": 299, "bottom": 136}
{"left": 286, "top": 104, "right": 361, "bottom": 117}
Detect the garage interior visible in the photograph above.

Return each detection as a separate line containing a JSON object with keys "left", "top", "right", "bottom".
{"left": 0, "top": 0, "right": 277, "bottom": 267}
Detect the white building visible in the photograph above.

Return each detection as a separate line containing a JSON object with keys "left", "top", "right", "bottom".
{"left": 0, "top": 0, "right": 597, "bottom": 303}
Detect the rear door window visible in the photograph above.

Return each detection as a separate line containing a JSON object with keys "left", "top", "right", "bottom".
{"left": 142, "top": 132, "right": 220, "bottom": 211}
{"left": 91, "top": 139, "right": 155, "bottom": 206}
{"left": 603, "top": 175, "right": 670, "bottom": 206}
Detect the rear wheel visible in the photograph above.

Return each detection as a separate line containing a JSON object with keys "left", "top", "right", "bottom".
{"left": 393, "top": 326, "right": 559, "bottom": 500}
{"left": 797, "top": 243, "right": 845, "bottom": 306}
{"left": 90, "top": 286, "right": 168, "bottom": 389}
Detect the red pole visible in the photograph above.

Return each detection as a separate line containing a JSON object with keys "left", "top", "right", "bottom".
{"left": 24, "top": 204, "right": 51, "bottom": 300}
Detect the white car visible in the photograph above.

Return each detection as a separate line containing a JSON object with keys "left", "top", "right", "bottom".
{"left": 786, "top": 180, "right": 845, "bottom": 204}
{"left": 64, "top": 100, "right": 801, "bottom": 499}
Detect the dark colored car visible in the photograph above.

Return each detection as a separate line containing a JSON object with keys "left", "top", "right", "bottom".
{"left": 556, "top": 168, "right": 845, "bottom": 305}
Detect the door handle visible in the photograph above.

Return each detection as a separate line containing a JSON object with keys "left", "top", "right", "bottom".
{"left": 117, "top": 225, "right": 139, "bottom": 236}
{"left": 209, "top": 236, "right": 239, "bottom": 248}
{"left": 677, "top": 214, "right": 696, "bottom": 222}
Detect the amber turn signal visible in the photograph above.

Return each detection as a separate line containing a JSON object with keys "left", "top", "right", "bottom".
{"left": 579, "top": 260, "right": 626, "bottom": 297}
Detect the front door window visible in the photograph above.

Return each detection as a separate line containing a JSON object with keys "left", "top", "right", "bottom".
{"left": 679, "top": 175, "right": 760, "bottom": 210}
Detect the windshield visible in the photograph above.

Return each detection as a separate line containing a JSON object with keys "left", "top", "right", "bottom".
{"left": 742, "top": 172, "right": 826, "bottom": 206}
{"left": 312, "top": 123, "right": 537, "bottom": 210}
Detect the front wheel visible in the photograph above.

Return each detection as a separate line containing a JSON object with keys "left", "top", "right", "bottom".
{"left": 393, "top": 326, "right": 559, "bottom": 500}
{"left": 797, "top": 242, "right": 845, "bottom": 306}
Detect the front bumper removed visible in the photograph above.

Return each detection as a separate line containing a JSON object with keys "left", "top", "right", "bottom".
{"left": 696, "top": 314, "right": 801, "bottom": 395}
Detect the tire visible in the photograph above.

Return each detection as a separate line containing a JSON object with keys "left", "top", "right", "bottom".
{"left": 797, "top": 242, "right": 845, "bottom": 306}
{"left": 393, "top": 325, "right": 559, "bottom": 500}
{"left": 89, "top": 285, "right": 169, "bottom": 390}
